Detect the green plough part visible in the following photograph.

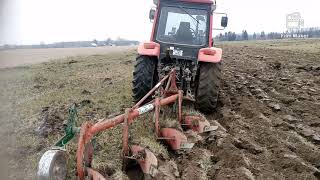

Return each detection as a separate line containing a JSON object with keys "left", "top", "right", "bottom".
{"left": 54, "top": 104, "right": 80, "bottom": 148}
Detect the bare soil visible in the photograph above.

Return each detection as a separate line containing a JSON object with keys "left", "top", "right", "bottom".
{"left": 0, "top": 39, "right": 319, "bottom": 179}
{"left": 202, "top": 41, "right": 320, "bottom": 179}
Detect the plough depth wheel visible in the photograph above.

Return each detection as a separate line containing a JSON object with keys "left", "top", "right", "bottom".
{"left": 37, "top": 149, "right": 67, "bottom": 180}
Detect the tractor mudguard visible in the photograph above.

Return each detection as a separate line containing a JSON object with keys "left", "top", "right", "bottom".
{"left": 137, "top": 41, "right": 160, "bottom": 57}
{"left": 198, "top": 47, "right": 222, "bottom": 63}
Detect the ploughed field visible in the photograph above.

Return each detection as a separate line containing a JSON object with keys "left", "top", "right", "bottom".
{"left": 0, "top": 39, "right": 319, "bottom": 179}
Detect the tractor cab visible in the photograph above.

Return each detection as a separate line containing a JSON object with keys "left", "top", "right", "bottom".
{"left": 148, "top": 0, "right": 227, "bottom": 61}
{"left": 134, "top": 0, "right": 228, "bottom": 112}
{"left": 155, "top": 2, "right": 209, "bottom": 47}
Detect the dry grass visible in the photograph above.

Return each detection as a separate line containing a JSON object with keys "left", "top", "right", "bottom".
{"left": 0, "top": 47, "right": 175, "bottom": 179}
{"left": 0, "top": 49, "right": 138, "bottom": 179}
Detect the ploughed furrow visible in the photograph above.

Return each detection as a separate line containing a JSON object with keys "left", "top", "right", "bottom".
{"left": 93, "top": 44, "right": 320, "bottom": 180}
{"left": 202, "top": 44, "right": 320, "bottom": 180}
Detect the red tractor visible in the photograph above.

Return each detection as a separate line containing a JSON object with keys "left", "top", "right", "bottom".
{"left": 133, "top": 0, "right": 228, "bottom": 113}
{"left": 37, "top": 1, "right": 228, "bottom": 180}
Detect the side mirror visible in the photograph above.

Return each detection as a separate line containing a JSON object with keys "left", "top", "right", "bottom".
{"left": 221, "top": 16, "right": 228, "bottom": 28}
{"left": 149, "top": 9, "right": 156, "bottom": 20}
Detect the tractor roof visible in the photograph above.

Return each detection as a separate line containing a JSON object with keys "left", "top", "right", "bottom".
{"left": 156, "top": 0, "right": 214, "bottom": 4}
{"left": 181, "top": 0, "right": 214, "bottom": 4}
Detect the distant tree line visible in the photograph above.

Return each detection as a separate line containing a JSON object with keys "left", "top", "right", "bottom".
{"left": 215, "top": 27, "right": 320, "bottom": 41}
{"left": 0, "top": 38, "right": 139, "bottom": 50}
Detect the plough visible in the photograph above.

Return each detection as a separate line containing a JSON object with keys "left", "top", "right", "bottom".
{"left": 37, "top": 69, "right": 218, "bottom": 180}
{"left": 38, "top": 0, "right": 229, "bottom": 178}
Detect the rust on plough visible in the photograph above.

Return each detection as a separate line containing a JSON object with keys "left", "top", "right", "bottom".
{"left": 38, "top": 69, "right": 218, "bottom": 180}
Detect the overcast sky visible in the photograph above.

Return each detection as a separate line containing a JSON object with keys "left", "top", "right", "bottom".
{"left": 0, "top": 0, "right": 319, "bottom": 45}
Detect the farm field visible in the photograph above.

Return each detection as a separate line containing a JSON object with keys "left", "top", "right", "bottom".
{"left": 0, "top": 39, "right": 319, "bottom": 179}
{"left": 0, "top": 46, "right": 135, "bottom": 69}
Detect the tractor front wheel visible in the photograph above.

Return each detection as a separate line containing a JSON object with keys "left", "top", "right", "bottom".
{"left": 195, "top": 62, "right": 222, "bottom": 113}
{"left": 132, "top": 55, "right": 158, "bottom": 103}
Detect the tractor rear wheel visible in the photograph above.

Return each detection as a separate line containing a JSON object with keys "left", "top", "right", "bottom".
{"left": 132, "top": 55, "right": 158, "bottom": 103}
{"left": 195, "top": 62, "right": 222, "bottom": 113}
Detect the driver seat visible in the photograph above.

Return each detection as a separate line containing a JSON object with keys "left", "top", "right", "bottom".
{"left": 176, "top": 22, "right": 193, "bottom": 43}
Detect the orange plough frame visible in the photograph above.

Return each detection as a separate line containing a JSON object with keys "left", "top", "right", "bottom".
{"left": 75, "top": 69, "right": 215, "bottom": 180}
{"left": 76, "top": 70, "right": 180, "bottom": 179}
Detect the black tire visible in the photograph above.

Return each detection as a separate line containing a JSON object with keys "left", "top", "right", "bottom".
{"left": 132, "top": 55, "right": 158, "bottom": 103}
{"left": 195, "top": 62, "right": 222, "bottom": 113}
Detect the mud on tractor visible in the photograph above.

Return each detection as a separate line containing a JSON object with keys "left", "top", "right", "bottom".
{"left": 37, "top": 0, "right": 227, "bottom": 179}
